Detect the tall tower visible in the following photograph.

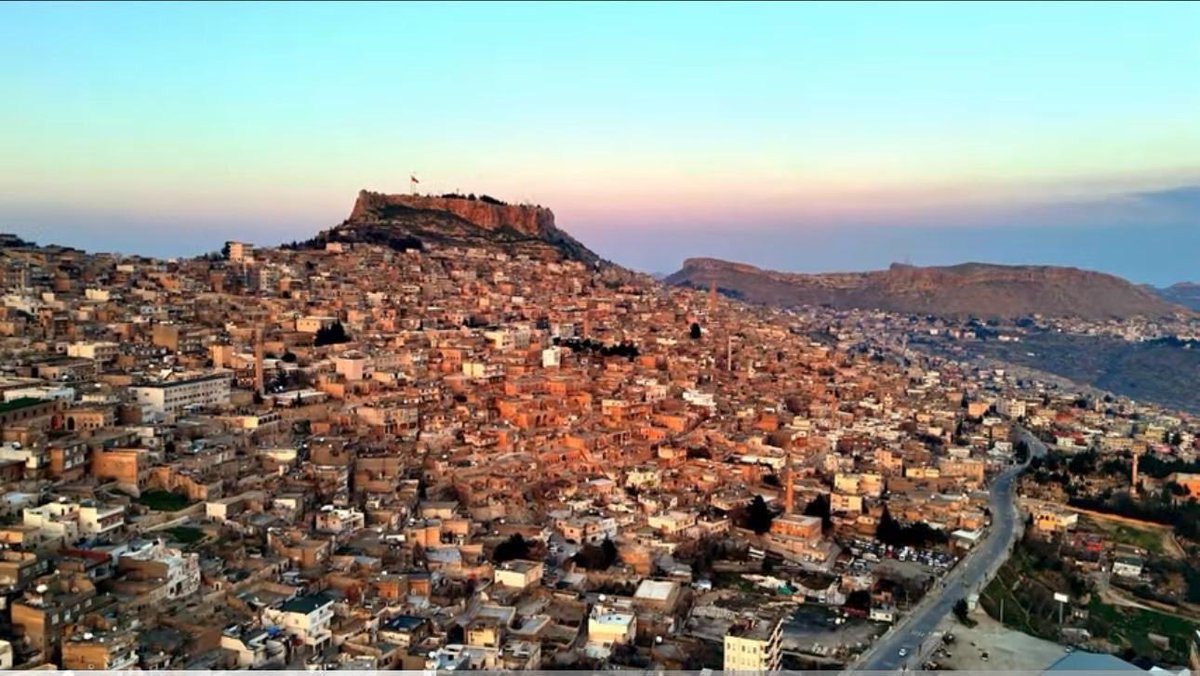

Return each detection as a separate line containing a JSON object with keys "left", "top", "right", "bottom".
{"left": 1130, "top": 449, "right": 1141, "bottom": 496}
{"left": 783, "top": 465, "right": 795, "bottom": 515}
{"left": 254, "top": 327, "right": 265, "bottom": 397}
{"left": 726, "top": 334, "right": 733, "bottom": 372}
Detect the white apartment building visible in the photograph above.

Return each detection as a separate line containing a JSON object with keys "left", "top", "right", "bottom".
{"left": 586, "top": 605, "right": 636, "bottom": 659}
{"left": 262, "top": 593, "right": 335, "bottom": 650}
{"left": 723, "top": 615, "right": 783, "bottom": 672}
{"left": 23, "top": 500, "right": 124, "bottom": 542}
{"left": 120, "top": 539, "right": 200, "bottom": 599}
{"left": 130, "top": 373, "right": 232, "bottom": 415}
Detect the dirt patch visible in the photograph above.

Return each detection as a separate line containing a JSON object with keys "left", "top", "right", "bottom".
{"left": 933, "top": 611, "right": 1067, "bottom": 671}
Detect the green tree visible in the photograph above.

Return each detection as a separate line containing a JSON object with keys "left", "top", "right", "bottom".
{"left": 573, "top": 538, "right": 619, "bottom": 570}
{"left": 803, "top": 493, "right": 834, "bottom": 533}
{"left": 746, "top": 495, "right": 775, "bottom": 535}
{"left": 314, "top": 321, "right": 350, "bottom": 346}
{"left": 493, "top": 534, "right": 532, "bottom": 563}
{"left": 953, "top": 598, "right": 970, "bottom": 623}
{"left": 1015, "top": 440, "right": 1031, "bottom": 463}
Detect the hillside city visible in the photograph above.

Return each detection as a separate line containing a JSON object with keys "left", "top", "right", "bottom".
{"left": 0, "top": 215, "right": 1198, "bottom": 674}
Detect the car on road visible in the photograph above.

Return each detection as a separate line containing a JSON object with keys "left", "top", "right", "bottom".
{"left": 898, "top": 648, "right": 909, "bottom": 658}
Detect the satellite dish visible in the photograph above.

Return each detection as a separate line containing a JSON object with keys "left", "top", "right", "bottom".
{"left": 597, "top": 594, "right": 606, "bottom": 602}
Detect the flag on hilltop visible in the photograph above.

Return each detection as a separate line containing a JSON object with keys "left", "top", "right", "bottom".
{"left": 410, "top": 175, "right": 419, "bottom": 184}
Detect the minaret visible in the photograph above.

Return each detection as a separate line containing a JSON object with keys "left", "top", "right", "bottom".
{"left": 1130, "top": 449, "right": 1141, "bottom": 496}
{"left": 254, "top": 327, "right": 265, "bottom": 396}
{"left": 783, "top": 465, "right": 795, "bottom": 515}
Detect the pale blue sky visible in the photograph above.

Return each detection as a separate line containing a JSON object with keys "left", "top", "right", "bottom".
{"left": 1, "top": 2, "right": 1198, "bottom": 283}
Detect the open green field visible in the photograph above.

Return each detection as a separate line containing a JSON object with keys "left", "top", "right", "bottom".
{"left": 1087, "top": 597, "right": 1200, "bottom": 664}
{"left": 1078, "top": 514, "right": 1185, "bottom": 558}
{"left": 981, "top": 538, "right": 1200, "bottom": 665}
{"left": 980, "top": 545, "right": 1064, "bottom": 639}
{"left": 1099, "top": 521, "right": 1166, "bottom": 555}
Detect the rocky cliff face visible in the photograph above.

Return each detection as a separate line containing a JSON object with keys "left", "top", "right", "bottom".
{"left": 318, "top": 190, "right": 601, "bottom": 265}
{"left": 348, "top": 192, "right": 558, "bottom": 239}
{"left": 667, "top": 258, "right": 1188, "bottom": 320}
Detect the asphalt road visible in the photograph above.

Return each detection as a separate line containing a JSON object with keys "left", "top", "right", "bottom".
{"left": 851, "top": 430, "right": 1045, "bottom": 672}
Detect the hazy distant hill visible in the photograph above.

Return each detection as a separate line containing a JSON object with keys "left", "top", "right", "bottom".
{"left": 291, "top": 190, "right": 603, "bottom": 265}
{"left": 919, "top": 333, "right": 1200, "bottom": 413}
{"left": 666, "top": 257, "right": 1186, "bottom": 320}
{"left": 1153, "top": 282, "right": 1200, "bottom": 311}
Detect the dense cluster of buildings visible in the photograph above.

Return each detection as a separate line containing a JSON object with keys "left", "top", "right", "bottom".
{"left": 0, "top": 232, "right": 1194, "bottom": 670}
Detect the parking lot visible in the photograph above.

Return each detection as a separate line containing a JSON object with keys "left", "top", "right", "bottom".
{"left": 847, "top": 538, "right": 959, "bottom": 570}
{"left": 782, "top": 605, "right": 885, "bottom": 661}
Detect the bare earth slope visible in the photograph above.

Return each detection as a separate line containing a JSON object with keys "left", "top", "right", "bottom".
{"left": 666, "top": 258, "right": 1184, "bottom": 320}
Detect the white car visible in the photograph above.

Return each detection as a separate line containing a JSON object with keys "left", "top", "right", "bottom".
{"left": 898, "top": 648, "right": 909, "bottom": 658}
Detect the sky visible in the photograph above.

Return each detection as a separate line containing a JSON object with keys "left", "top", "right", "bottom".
{"left": 1, "top": 1, "right": 1198, "bottom": 284}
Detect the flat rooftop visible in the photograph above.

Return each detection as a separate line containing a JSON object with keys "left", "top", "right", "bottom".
{"left": 634, "top": 579, "right": 678, "bottom": 601}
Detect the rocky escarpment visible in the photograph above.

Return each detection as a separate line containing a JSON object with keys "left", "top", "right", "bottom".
{"left": 667, "top": 258, "right": 1188, "bottom": 320}
{"left": 329, "top": 191, "right": 601, "bottom": 265}
{"left": 349, "top": 192, "right": 557, "bottom": 238}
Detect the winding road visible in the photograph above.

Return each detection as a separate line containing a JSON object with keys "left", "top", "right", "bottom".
{"left": 849, "top": 429, "right": 1045, "bottom": 672}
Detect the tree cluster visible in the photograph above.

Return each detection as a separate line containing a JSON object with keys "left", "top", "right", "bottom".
{"left": 803, "top": 493, "right": 834, "bottom": 533}
{"left": 553, "top": 336, "right": 640, "bottom": 360}
{"left": 876, "top": 506, "right": 949, "bottom": 548}
{"left": 573, "top": 538, "right": 619, "bottom": 570}
{"left": 741, "top": 495, "right": 776, "bottom": 535}
{"left": 314, "top": 321, "right": 350, "bottom": 347}
{"left": 492, "top": 533, "right": 533, "bottom": 563}
{"left": 1014, "top": 440, "right": 1031, "bottom": 463}
{"left": 1068, "top": 491, "right": 1200, "bottom": 541}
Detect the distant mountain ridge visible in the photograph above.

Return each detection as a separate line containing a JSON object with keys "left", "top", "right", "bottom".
{"left": 1152, "top": 282, "right": 1200, "bottom": 311}
{"left": 294, "top": 190, "right": 603, "bottom": 265}
{"left": 666, "top": 257, "right": 1187, "bottom": 320}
